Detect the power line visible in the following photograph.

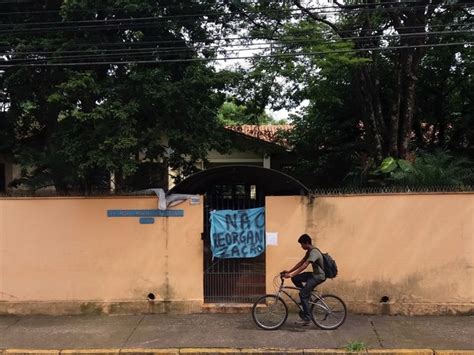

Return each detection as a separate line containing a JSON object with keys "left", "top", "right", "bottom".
{"left": 0, "top": 3, "right": 472, "bottom": 34}
{"left": 0, "top": 0, "right": 33, "bottom": 3}
{"left": 1, "top": 41, "right": 471, "bottom": 68}
{"left": 12, "top": 36, "right": 469, "bottom": 63}
{"left": 0, "top": 1, "right": 449, "bottom": 17}
{"left": 2, "top": 30, "right": 471, "bottom": 58}
{"left": 2, "top": 13, "right": 472, "bottom": 40}
{"left": 0, "top": 5, "right": 337, "bottom": 26}
{"left": 11, "top": 3, "right": 471, "bottom": 26}
{"left": 1, "top": 23, "right": 470, "bottom": 50}
{"left": 0, "top": 17, "right": 471, "bottom": 39}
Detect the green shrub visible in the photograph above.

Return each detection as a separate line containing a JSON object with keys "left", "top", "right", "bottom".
{"left": 345, "top": 340, "right": 367, "bottom": 352}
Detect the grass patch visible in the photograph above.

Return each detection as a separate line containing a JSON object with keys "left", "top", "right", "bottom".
{"left": 345, "top": 340, "right": 367, "bottom": 352}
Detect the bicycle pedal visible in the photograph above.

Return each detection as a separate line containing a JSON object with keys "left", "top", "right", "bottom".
{"left": 294, "top": 319, "right": 311, "bottom": 326}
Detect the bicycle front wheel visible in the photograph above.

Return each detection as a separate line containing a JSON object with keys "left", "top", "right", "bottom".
{"left": 310, "top": 294, "right": 347, "bottom": 330}
{"left": 252, "top": 294, "right": 288, "bottom": 330}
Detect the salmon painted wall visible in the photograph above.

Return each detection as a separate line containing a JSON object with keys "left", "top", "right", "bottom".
{"left": 265, "top": 194, "right": 474, "bottom": 315}
{"left": 1, "top": 193, "right": 472, "bottom": 315}
{"left": 0, "top": 196, "right": 203, "bottom": 313}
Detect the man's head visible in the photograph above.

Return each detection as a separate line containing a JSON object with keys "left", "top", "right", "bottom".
{"left": 298, "top": 234, "right": 312, "bottom": 250}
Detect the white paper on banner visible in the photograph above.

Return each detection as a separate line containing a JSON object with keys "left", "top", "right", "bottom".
{"left": 266, "top": 232, "right": 278, "bottom": 246}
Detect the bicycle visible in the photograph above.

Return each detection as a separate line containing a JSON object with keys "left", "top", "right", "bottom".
{"left": 252, "top": 274, "right": 347, "bottom": 330}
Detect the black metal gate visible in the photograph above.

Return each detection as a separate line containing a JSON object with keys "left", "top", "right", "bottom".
{"left": 203, "top": 183, "right": 266, "bottom": 303}
{"left": 0, "top": 163, "right": 5, "bottom": 193}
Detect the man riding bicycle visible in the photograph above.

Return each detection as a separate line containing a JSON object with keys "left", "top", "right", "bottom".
{"left": 282, "top": 234, "right": 326, "bottom": 325}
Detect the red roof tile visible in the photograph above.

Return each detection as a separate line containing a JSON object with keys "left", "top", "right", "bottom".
{"left": 225, "top": 124, "right": 292, "bottom": 144}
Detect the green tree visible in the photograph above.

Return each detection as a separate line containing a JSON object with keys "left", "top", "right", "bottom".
{"left": 217, "top": 100, "right": 287, "bottom": 125}
{"left": 415, "top": 44, "right": 473, "bottom": 159}
{"left": 225, "top": 0, "right": 472, "bottom": 186}
{"left": 280, "top": 60, "right": 362, "bottom": 187}
{"left": 2, "top": 1, "right": 471, "bottom": 191}
{"left": 372, "top": 152, "right": 474, "bottom": 186}
{"left": 1, "top": 0, "right": 234, "bottom": 192}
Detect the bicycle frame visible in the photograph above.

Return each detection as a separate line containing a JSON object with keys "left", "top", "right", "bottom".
{"left": 275, "top": 277, "right": 333, "bottom": 315}
{"left": 252, "top": 275, "right": 347, "bottom": 331}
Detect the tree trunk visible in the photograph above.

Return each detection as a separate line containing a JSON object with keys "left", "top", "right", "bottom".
{"left": 293, "top": 1, "right": 434, "bottom": 162}
{"left": 413, "top": 113, "right": 426, "bottom": 149}
{"left": 436, "top": 93, "right": 447, "bottom": 147}
{"left": 389, "top": 62, "right": 402, "bottom": 157}
{"left": 357, "top": 69, "right": 384, "bottom": 162}
{"left": 398, "top": 52, "right": 414, "bottom": 158}
{"left": 370, "top": 59, "right": 387, "bottom": 143}
{"left": 399, "top": 45, "right": 426, "bottom": 158}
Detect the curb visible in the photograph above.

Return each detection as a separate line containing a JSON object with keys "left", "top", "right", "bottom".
{"left": 0, "top": 350, "right": 473, "bottom": 355}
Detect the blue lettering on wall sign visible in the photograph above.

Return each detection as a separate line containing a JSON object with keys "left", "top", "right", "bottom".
{"left": 139, "top": 217, "right": 155, "bottom": 224}
{"left": 210, "top": 207, "right": 265, "bottom": 259}
{"left": 107, "top": 209, "right": 184, "bottom": 217}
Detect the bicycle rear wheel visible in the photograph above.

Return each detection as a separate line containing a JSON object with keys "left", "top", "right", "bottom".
{"left": 310, "top": 294, "right": 347, "bottom": 330}
{"left": 252, "top": 294, "right": 288, "bottom": 330}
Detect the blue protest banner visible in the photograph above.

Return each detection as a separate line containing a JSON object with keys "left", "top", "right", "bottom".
{"left": 210, "top": 207, "right": 265, "bottom": 259}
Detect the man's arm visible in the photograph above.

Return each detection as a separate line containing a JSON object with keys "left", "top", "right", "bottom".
{"left": 282, "top": 256, "right": 307, "bottom": 275}
{"left": 285, "top": 260, "right": 311, "bottom": 278}
{"left": 285, "top": 249, "right": 318, "bottom": 278}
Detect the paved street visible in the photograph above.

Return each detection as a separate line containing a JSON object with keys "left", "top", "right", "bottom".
{"left": 0, "top": 313, "right": 472, "bottom": 351}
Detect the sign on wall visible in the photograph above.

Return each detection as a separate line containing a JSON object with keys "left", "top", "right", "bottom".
{"left": 210, "top": 207, "right": 265, "bottom": 259}
{"left": 107, "top": 209, "right": 184, "bottom": 224}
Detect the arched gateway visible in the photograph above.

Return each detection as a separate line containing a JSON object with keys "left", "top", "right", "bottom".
{"left": 170, "top": 165, "right": 309, "bottom": 303}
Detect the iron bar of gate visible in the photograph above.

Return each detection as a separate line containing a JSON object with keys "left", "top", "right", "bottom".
{"left": 204, "top": 272, "right": 265, "bottom": 303}
{"left": 203, "top": 183, "right": 266, "bottom": 303}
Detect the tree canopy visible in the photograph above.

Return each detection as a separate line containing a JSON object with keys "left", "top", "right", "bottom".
{"left": 1, "top": 0, "right": 241, "bottom": 192}
{"left": 221, "top": 0, "right": 473, "bottom": 187}
{"left": 217, "top": 100, "right": 287, "bottom": 125}
{"left": 0, "top": 0, "right": 472, "bottom": 192}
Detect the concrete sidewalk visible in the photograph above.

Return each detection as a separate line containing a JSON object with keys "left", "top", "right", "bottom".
{"left": 0, "top": 313, "right": 473, "bottom": 354}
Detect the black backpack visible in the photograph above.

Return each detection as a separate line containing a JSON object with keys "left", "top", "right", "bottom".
{"left": 316, "top": 248, "right": 338, "bottom": 279}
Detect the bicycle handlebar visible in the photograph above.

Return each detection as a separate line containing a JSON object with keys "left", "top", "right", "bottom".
{"left": 279, "top": 272, "right": 286, "bottom": 285}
